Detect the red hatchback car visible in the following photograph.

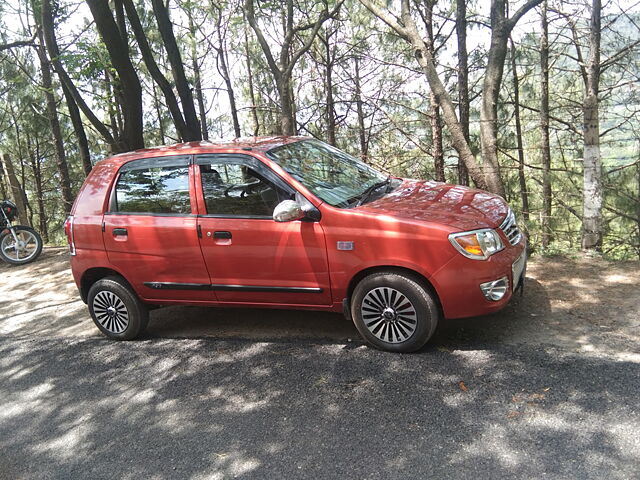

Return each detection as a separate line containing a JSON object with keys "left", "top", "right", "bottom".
{"left": 65, "top": 137, "right": 526, "bottom": 352}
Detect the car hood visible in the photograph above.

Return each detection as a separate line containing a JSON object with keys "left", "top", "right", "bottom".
{"left": 358, "top": 179, "right": 509, "bottom": 231}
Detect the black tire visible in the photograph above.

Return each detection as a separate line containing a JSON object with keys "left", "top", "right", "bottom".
{"left": 0, "top": 226, "right": 43, "bottom": 265}
{"left": 351, "top": 272, "right": 440, "bottom": 352}
{"left": 87, "top": 276, "right": 149, "bottom": 340}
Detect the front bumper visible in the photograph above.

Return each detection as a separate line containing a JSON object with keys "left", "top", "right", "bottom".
{"left": 430, "top": 239, "right": 527, "bottom": 319}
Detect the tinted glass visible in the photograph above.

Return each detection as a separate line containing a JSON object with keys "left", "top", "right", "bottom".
{"left": 116, "top": 166, "right": 191, "bottom": 214}
{"left": 267, "top": 140, "right": 387, "bottom": 208}
{"left": 200, "top": 162, "right": 290, "bottom": 216}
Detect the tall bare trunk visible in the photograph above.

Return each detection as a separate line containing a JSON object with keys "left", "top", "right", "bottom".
{"left": 152, "top": 83, "right": 166, "bottom": 144}
{"left": 27, "top": 135, "right": 48, "bottom": 242}
{"left": 278, "top": 76, "right": 296, "bottom": 136}
{"left": 456, "top": 0, "right": 470, "bottom": 185}
{"left": 0, "top": 153, "right": 30, "bottom": 225}
{"left": 322, "top": 29, "right": 337, "bottom": 146}
{"left": 354, "top": 57, "right": 368, "bottom": 162}
{"left": 150, "top": 0, "right": 201, "bottom": 141}
{"left": 581, "top": 0, "right": 603, "bottom": 251}
{"left": 540, "top": 0, "right": 552, "bottom": 247}
{"left": 244, "top": 24, "right": 260, "bottom": 136}
{"left": 429, "top": 94, "right": 445, "bottom": 182}
{"left": 215, "top": 40, "right": 241, "bottom": 138}
{"left": 510, "top": 40, "right": 529, "bottom": 223}
{"left": 36, "top": 34, "right": 73, "bottom": 214}
{"left": 62, "top": 82, "right": 92, "bottom": 176}
{"left": 424, "top": 2, "right": 444, "bottom": 182}
{"left": 186, "top": 9, "right": 209, "bottom": 140}
{"left": 637, "top": 160, "right": 640, "bottom": 259}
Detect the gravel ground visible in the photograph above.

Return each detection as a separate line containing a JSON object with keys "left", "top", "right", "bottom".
{"left": 0, "top": 248, "right": 639, "bottom": 479}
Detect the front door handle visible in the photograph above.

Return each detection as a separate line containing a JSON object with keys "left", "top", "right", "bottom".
{"left": 213, "top": 231, "right": 232, "bottom": 239}
{"left": 113, "top": 228, "right": 128, "bottom": 236}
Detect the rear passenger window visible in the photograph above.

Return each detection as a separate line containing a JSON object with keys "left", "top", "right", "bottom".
{"left": 115, "top": 165, "right": 190, "bottom": 214}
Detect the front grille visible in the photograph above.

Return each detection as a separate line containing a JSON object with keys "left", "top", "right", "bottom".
{"left": 499, "top": 209, "right": 522, "bottom": 246}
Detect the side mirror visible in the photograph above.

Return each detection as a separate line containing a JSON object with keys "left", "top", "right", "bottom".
{"left": 273, "top": 200, "right": 305, "bottom": 222}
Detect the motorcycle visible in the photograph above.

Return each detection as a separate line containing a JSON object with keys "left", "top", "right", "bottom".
{"left": 0, "top": 200, "right": 43, "bottom": 265}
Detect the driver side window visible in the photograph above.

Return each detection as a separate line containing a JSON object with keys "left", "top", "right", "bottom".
{"left": 199, "top": 160, "right": 291, "bottom": 217}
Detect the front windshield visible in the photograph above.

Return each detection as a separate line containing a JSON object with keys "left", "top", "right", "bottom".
{"left": 266, "top": 140, "right": 388, "bottom": 208}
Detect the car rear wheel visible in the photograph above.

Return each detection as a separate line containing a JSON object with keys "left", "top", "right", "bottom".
{"left": 87, "top": 276, "right": 149, "bottom": 340}
{"left": 351, "top": 272, "right": 440, "bottom": 352}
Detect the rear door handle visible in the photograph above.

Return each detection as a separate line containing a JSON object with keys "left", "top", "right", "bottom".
{"left": 213, "top": 231, "right": 232, "bottom": 239}
{"left": 113, "top": 228, "right": 128, "bottom": 236}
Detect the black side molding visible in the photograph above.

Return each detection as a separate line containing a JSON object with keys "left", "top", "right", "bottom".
{"left": 143, "top": 282, "right": 323, "bottom": 293}
{"left": 144, "top": 282, "right": 211, "bottom": 291}
{"left": 210, "top": 284, "right": 322, "bottom": 293}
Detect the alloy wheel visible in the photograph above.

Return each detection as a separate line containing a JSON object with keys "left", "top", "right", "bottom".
{"left": 92, "top": 291, "right": 129, "bottom": 334}
{"left": 360, "top": 287, "right": 418, "bottom": 343}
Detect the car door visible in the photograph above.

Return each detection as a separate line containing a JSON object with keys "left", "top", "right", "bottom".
{"left": 194, "top": 153, "right": 332, "bottom": 306}
{"left": 103, "top": 155, "right": 214, "bottom": 302}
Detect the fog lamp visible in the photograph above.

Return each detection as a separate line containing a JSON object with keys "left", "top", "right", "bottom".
{"left": 480, "top": 276, "right": 509, "bottom": 301}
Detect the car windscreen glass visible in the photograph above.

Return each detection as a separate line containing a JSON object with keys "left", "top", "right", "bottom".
{"left": 266, "top": 140, "right": 388, "bottom": 208}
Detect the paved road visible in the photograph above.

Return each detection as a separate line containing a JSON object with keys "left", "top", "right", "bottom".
{"left": 1, "top": 334, "right": 638, "bottom": 479}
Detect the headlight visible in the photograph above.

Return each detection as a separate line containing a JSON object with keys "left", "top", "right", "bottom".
{"left": 448, "top": 229, "right": 504, "bottom": 260}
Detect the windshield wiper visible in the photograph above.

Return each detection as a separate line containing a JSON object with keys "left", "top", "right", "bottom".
{"left": 355, "top": 176, "right": 392, "bottom": 206}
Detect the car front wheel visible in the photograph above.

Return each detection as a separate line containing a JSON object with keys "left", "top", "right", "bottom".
{"left": 351, "top": 272, "right": 440, "bottom": 352}
{"left": 87, "top": 276, "right": 149, "bottom": 340}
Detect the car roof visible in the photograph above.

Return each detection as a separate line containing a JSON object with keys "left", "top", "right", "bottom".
{"left": 103, "top": 135, "right": 307, "bottom": 167}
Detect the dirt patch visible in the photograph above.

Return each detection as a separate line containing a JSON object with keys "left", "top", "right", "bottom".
{"left": 1, "top": 248, "right": 638, "bottom": 360}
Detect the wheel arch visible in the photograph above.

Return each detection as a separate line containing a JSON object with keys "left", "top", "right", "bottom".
{"left": 345, "top": 266, "right": 443, "bottom": 316}
{"left": 79, "top": 267, "right": 134, "bottom": 303}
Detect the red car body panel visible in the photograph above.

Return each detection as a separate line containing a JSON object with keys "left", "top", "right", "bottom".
{"left": 69, "top": 137, "right": 526, "bottom": 320}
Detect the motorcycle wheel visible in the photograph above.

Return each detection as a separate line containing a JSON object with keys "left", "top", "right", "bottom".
{"left": 0, "top": 226, "right": 43, "bottom": 265}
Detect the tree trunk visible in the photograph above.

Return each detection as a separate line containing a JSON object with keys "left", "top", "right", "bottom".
{"left": 27, "top": 136, "right": 48, "bottom": 242}
{"left": 0, "top": 153, "right": 30, "bottom": 225}
{"left": 479, "top": 18, "right": 509, "bottom": 197}
{"left": 150, "top": 0, "right": 201, "bottom": 142}
{"left": 215, "top": 38, "right": 241, "bottom": 138}
{"left": 455, "top": 0, "right": 470, "bottom": 185}
{"left": 323, "top": 29, "right": 337, "bottom": 146}
{"left": 61, "top": 82, "right": 92, "bottom": 176}
{"left": 244, "top": 22, "right": 260, "bottom": 136}
{"left": 104, "top": 69, "right": 120, "bottom": 140}
{"left": 187, "top": 12, "right": 209, "bottom": 140}
{"left": 424, "top": 2, "right": 444, "bottom": 182}
{"left": 581, "top": 0, "right": 603, "bottom": 251}
{"left": 540, "top": 0, "right": 552, "bottom": 247}
{"left": 430, "top": 93, "right": 445, "bottom": 182}
{"left": 152, "top": 83, "right": 166, "bottom": 144}
{"left": 86, "top": 0, "right": 144, "bottom": 152}
{"left": 510, "top": 40, "right": 529, "bottom": 223}
{"left": 123, "top": 0, "right": 189, "bottom": 141}
{"left": 354, "top": 57, "right": 368, "bottom": 162}
{"left": 636, "top": 160, "right": 640, "bottom": 259}
{"left": 278, "top": 75, "right": 296, "bottom": 136}
{"left": 36, "top": 34, "right": 73, "bottom": 214}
